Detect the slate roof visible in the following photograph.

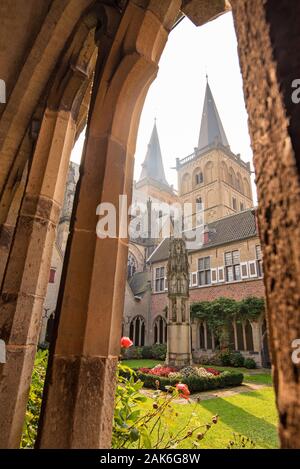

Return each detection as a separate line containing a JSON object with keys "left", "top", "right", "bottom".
{"left": 147, "top": 209, "right": 258, "bottom": 263}
{"left": 198, "top": 81, "right": 229, "bottom": 150}
{"left": 129, "top": 271, "right": 151, "bottom": 296}
{"left": 139, "top": 121, "right": 169, "bottom": 187}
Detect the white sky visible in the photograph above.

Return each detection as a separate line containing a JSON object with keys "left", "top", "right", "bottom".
{"left": 71, "top": 12, "right": 256, "bottom": 202}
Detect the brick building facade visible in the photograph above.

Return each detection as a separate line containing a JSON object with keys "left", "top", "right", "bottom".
{"left": 124, "top": 82, "right": 269, "bottom": 367}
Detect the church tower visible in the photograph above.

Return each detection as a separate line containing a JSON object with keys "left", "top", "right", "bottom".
{"left": 134, "top": 120, "right": 176, "bottom": 206}
{"left": 177, "top": 81, "right": 253, "bottom": 224}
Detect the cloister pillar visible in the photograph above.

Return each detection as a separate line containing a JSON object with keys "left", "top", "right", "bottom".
{"left": 231, "top": 0, "right": 300, "bottom": 447}
{"left": 38, "top": 0, "right": 181, "bottom": 449}
{"left": 0, "top": 109, "right": 76, "bottom": 448}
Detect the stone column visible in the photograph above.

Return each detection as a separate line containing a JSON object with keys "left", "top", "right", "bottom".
{"left": 167, "top": 238, "right": 192, "bottom": 366}
{"left": 37, "top": 0, "right": 181, "bottom": 449}
{"left": 0, "top": 109, "right": 76, "bottom": 448}
{"left": 191, "top": 320, "right": 198, "bottom": 350}
{"left": 231, "top": 0, "right": 300, "bottom": 447}
{"left": 242, "top": 322, "right": 247, "bottom": 351}
{"left": 202, "top": 322, "right": 207, "bottom": 349}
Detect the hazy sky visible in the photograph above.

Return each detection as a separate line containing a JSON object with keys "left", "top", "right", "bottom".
{"left": 71, "top": 12, "right": 256, "bottom": 201}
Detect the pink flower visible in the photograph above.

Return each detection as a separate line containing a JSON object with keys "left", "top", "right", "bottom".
{"left": 176, "top": 383, "right": 190, "bottom": 399}
{"left": 120, "top": 337, "right": 133, "bottom": 348}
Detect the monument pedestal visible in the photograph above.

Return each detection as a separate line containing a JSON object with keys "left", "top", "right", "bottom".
{"left": 166, "top": 238, "right": 192, "bottom": 367}
{"left": 166, "top": 323, "right": 192, "bottom": 366}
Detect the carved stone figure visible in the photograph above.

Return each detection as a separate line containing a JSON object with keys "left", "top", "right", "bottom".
{"left": 166, "top": 237, "right": 192, "bottom": 366}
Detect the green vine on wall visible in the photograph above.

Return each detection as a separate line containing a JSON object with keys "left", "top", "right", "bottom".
{"left": 190, "top": 296, "right": 265, "bottom": 340}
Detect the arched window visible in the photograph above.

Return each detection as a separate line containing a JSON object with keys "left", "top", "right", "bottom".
{"left": 236, "top": 172, "right": 244, "bottom": 193}
{"left": 204, "top": 161, "right": 213, "bottom": 183}
{"left": 243, "top": 178, "right": 251, "bottom": 198}
{"left": 196, "top": 196, "right": 203, "bottom": 212}
{"left": 228, "top": 322, "right": 235, "bottom": 350}
{"left": 153, "top": 315, "right": 167, "bottom": 344}
{"left": 127, "top": 253, "right": 137, "bottom": 279}
{"left": 221, "top": 161, "right": 229, "bottom": 183}
{"left": 236, "top": 322, "right": 244, "bottom": 350}
{"left": 245, "top": 320, "right": 254, "bottom": 351}
{"left": 195, "top": 172, "right": 203, "bottom": 185}
{"left": 207, "top": 325, "right": 213, "bottom": 349}
{"left": 199, "top": 322, "right": 205, "bottom": 349}
{"left": 181, "top": 173, "right": 191, "bottom": 194}
{"left": 229, "top": 167, "right": 236, "bottom": 187}
{"left": 129, "top": 316, "right": 145, "bottom": 346}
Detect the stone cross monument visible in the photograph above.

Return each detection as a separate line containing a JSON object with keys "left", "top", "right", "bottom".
{"left": 166, "top": 237, "right": 192, "bottom": 366}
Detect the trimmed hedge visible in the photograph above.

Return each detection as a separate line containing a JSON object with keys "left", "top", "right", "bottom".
{"left": 122, "top": 369, "right": 244, "bottom": 393}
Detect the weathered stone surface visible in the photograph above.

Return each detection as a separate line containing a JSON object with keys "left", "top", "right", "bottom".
{"left": 0, "top": 110, "right": 76, "bottom": 448}
{"left": 167, "top": 238, "right": 192, "bottom": 366}
{"left": 181, "top": 0, "right": 230, "bottom": 27}
{"left": 38, "top": 355, "right": 118, "bottom": 448}
{"left": 0, "top": 344, "right": 36, "bottom": 448}
{"left": 231, "top": 0, "right": 300, "bottom": 448}
{"left": 38, "top": 0, "right": 181, "bottom": 449}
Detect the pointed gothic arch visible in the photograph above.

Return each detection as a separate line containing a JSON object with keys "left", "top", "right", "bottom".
{"left": 153, "top": 315, "right": 167, "bottom": 344}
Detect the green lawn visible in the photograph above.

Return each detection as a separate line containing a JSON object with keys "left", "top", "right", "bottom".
{"left": 121, "top": 359, "right": 163, "bottom": 369}
{"left": 138, "top": 387, "right": 278, "bottom": 449}
{"left": 121, "top": 359, "right": 272, "bottom": 386}
{"left": 121, "top": 359, "right": 277, "bottom": 448}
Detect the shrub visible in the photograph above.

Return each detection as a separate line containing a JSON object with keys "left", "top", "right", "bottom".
{"left": 208, "top": 353, "right": 223, "bottom": 366}
{"left": 230, "top": 352, "right": 245, "bottom": 368}
{"left": 244, "top": 358, "right": 257, "bottom": 369}
{"left": 21, "top": 349, "right": 48, "bottom": 448}
{"left": 151, "top": 344, "right": 167, "bottom": 360}
{"left": 141, "top": 345, "right": 153, "bottom": 359}
{"left": 219, "top": 351, "right": 232, "bottom": 366}
{"left": 139, "top": 344, "right": 167, "bottom": 361}
{"left": 122, "top": 346, "right": 143, "bottom": 360}
{"left": 136, "top": 370, "right": 243, "bottom": 393}
{"left": 219, "top": 350, "right": 245, "bottom": 367}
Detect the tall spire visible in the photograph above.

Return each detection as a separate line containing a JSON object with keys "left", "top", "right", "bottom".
{"left": 198, "top": 81, "right": 229, "bottom": 150}
{"left": 139, "top": 120, "right": 169, "bottom": 186}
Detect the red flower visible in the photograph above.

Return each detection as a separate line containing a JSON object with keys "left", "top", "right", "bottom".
{"left": 120, "top": 337, "right": 133, "bottom": 348}
{"left": 148, "top": 366, "right": 177, "bottom": 377}
{"left": 176, "top": 383, "right": 190, "bottom": 399}
{"left": 139, "top": 367, "right": 150, "bottom": 374}
{"left": 205, "top": 367, "right": 220, "bottom": 376}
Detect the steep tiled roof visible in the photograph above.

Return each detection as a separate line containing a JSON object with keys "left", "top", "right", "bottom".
{"left": 147, "top": 209, "right": 258, "bottom": 263}
{"left": 129, "top": 271, "right": 151, "bottom": 296}
{"left": 198, "top": 81, "right": 229, "bottom": 150}
{"left": 139, "top": 121, "right": 169, "bottom": 187}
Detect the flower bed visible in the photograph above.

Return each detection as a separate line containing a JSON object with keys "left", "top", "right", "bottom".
{"left": 135, "top": 365, "right": 243, "bottom": 393}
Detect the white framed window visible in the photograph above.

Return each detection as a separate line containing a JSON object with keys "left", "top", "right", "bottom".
{"left": 248, "top": 260, "right": 257, "bottom": 278}
{"left": 164, "top": 278, "right": 168, "bottom": 291}
{"left": 211, "top": 268, "right": 218, "bottom": 284}
{"left": 191, "top": 271, "right": 198, "bottom": 286}
{"left": 256, "top": 244, "right": 263, "bottom": 277}
{"left": 218, "top": 266, "right": 225, "bottom": 282}
{"left": 240, "top": 262, "right": 249, "bottom": 279}
{"left": 224, "top": 250, "right": 241, "bottom": 282}
{"left": 198, "top": 256, "right": 211, "bottom": 286}
{"left": 155, "top": 266, "right": 165, "bottom": 292}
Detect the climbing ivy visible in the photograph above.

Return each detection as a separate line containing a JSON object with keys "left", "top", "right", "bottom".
{"left": 190, "top": 296, "right": 265, "bottom": 342}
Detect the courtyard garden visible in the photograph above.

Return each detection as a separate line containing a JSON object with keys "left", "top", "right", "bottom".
{"left": 21, "top": 340, "right": 277, "bottom": 449}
